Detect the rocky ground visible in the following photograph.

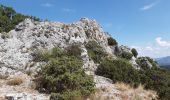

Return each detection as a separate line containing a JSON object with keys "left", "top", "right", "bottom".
{"left": 0, "top": 73, "right": 49, "bottom": 100}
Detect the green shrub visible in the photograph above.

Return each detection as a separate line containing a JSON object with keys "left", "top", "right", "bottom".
{"left": 34, "top": 47, "right": 95, "bottom": 99}
{"left": 136, "top": 57, "right": 158, "bottom": 70}
{"left": 66, "top": 44, "right": 82, "bottom": 58}
{"left": 107, "top": 37, "right": 118, "bottom": 46}
{"left": 145, "top": 57, "right": 158, "bottom": 68}
{"left": 121, "top": 51, "right": 133, "bottom": 60}
{"left": 85, "top": 41, "right": 107, "bottom": 63}
{"left": 131, "top": 48, "right": 138, "bottom": 58}
{"left": 32, "top": 47, "right": 65, "bottom": 62}
{"left": 51, "top": 47, "right": 65, "bottom": 58}
{"left": 96, "top": 58, "right": 140, "bottom": 87}
{"left": 138, "top": 68, "right": 170, "bottom": 100}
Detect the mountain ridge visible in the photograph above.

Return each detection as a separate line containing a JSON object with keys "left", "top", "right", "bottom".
{"left": 156, "top": 56, "right": 170, "bottom": 71}
{"left": 156, "top": 56, "right": 170, "bottom": 66}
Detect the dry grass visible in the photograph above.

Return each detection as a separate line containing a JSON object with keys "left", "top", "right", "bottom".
{"left": 91, "top": 82, "right": 158, "bottom": 100}
{"left": 115, "top": 82, "right": 131, "bottom": 91}
{"left": 115, "top": 82, "right": 158, "bottom": 100}
{"left": 6, "top": 77, "right": 23, "bottom": 86}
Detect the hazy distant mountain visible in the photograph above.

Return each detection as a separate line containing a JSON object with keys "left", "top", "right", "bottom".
{"left": 156, "top": 56, "right": 170, "bottom": 70}
{"left": 156, "top": 56, "right": 170, "bottom": 66}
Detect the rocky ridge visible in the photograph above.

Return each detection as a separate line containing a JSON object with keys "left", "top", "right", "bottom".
{"left": 0, "top": 18, "right": 157, "bottom": 100}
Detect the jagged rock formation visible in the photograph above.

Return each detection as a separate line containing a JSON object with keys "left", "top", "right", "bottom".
{"left": 0, "top": 18, "right": 114, "bottom": 75}
{"left": 0, "top": 18, "right": 141, "bottom": 75}
{"left": 0, "top": 18, "right": 157, "bottom": 100}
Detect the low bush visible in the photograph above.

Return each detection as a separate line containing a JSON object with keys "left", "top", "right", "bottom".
{"left": 96, "top": 58, "right": 140, "bottom": 87}
{"left": 96, "top": 57, "right": 170, "bottom": 100}
{"left": 136, "top": 57, "right": 158, "bottom": 70}
{"left": 34, "top": 47, "right": 95, "bottom": 99}
{"left": 138, "top": 68, "right": 170, "bottom": 100}
{"left": 107, "top": 37, "right": 118, "bottom": 46}
{"left": 32, "top": 45, "right": 82, "bottom": 62}
{"left": 121, "top": 51, "right": 133, "bottom": 60}
{"left": 85, "top": 41, "right": 107, "bottom": 63}
{"left": 32, "top": 47, "right": 64, "bottom": 62}
{"left": 145, "top": 57, "right": 158, "bottom": 68}
{"left": 131, "top": 48, "right": 138, "bottom": 58}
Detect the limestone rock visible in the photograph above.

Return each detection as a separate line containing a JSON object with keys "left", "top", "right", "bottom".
{"left": 0, "top": 18, "right": 113, "bottom": 75}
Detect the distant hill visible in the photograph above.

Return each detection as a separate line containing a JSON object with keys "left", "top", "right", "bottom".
{"left": 156, "top": 56, "right": 170, "bottom": 70}
{"left": 160, "top": 65, "right": 170, "bottom": 71}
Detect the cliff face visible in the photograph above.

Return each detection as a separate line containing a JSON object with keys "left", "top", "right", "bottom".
{"left": 0, "top": 18, "right": 157, "bottom": 100}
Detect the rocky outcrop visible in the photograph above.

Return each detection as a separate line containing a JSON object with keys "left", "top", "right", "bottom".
{"left": 0, "top": 18, "right": 157, "bottom": 99}
{"left": 0, "top": 18, "right": 143, "bottom": 76}
{"left": 0, "top": 18, "right": 114, "bottom": 75}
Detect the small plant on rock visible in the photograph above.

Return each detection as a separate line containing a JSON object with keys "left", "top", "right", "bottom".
{"left": 107, "top": 37, "right": 118, "bottom": 46}
{"left": 131, "top": 48, "right": 138, "bottom": 58}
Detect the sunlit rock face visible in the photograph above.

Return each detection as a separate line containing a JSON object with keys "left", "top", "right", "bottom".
{"left": 0, "top": 18, "right": 116, "bottom": 75}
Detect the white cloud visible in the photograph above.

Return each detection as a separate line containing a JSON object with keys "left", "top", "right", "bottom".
{"left": 145, "top": 46, "right": 154, "bottom": 51}
{"left": 156, "top": 37, "right": 170, "bottom": 47}
{"left": 132, "top": 37, "right": 170, "bottom": 58}
{"left": 140, "top": 1, "right": 159, "bottom": 11}
{"left": 62, "top": 8, "right": 76, "bottom": 13}
{"left": 41, "top": 3, "right": 53, "bottom": 7}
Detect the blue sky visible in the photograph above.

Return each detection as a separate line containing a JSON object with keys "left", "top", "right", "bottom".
{"left": 1, "top": 0, "right": 170, "bottom": 58}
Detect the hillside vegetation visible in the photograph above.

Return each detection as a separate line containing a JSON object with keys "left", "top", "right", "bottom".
{"left": 33, "top": 46, "right": 95, "bottom": 100}
{"left": 0, "top": 5, "right": 39, "bottom": 33}
{"left": 96, "top": 56, "right": 170, "bottom": 100}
